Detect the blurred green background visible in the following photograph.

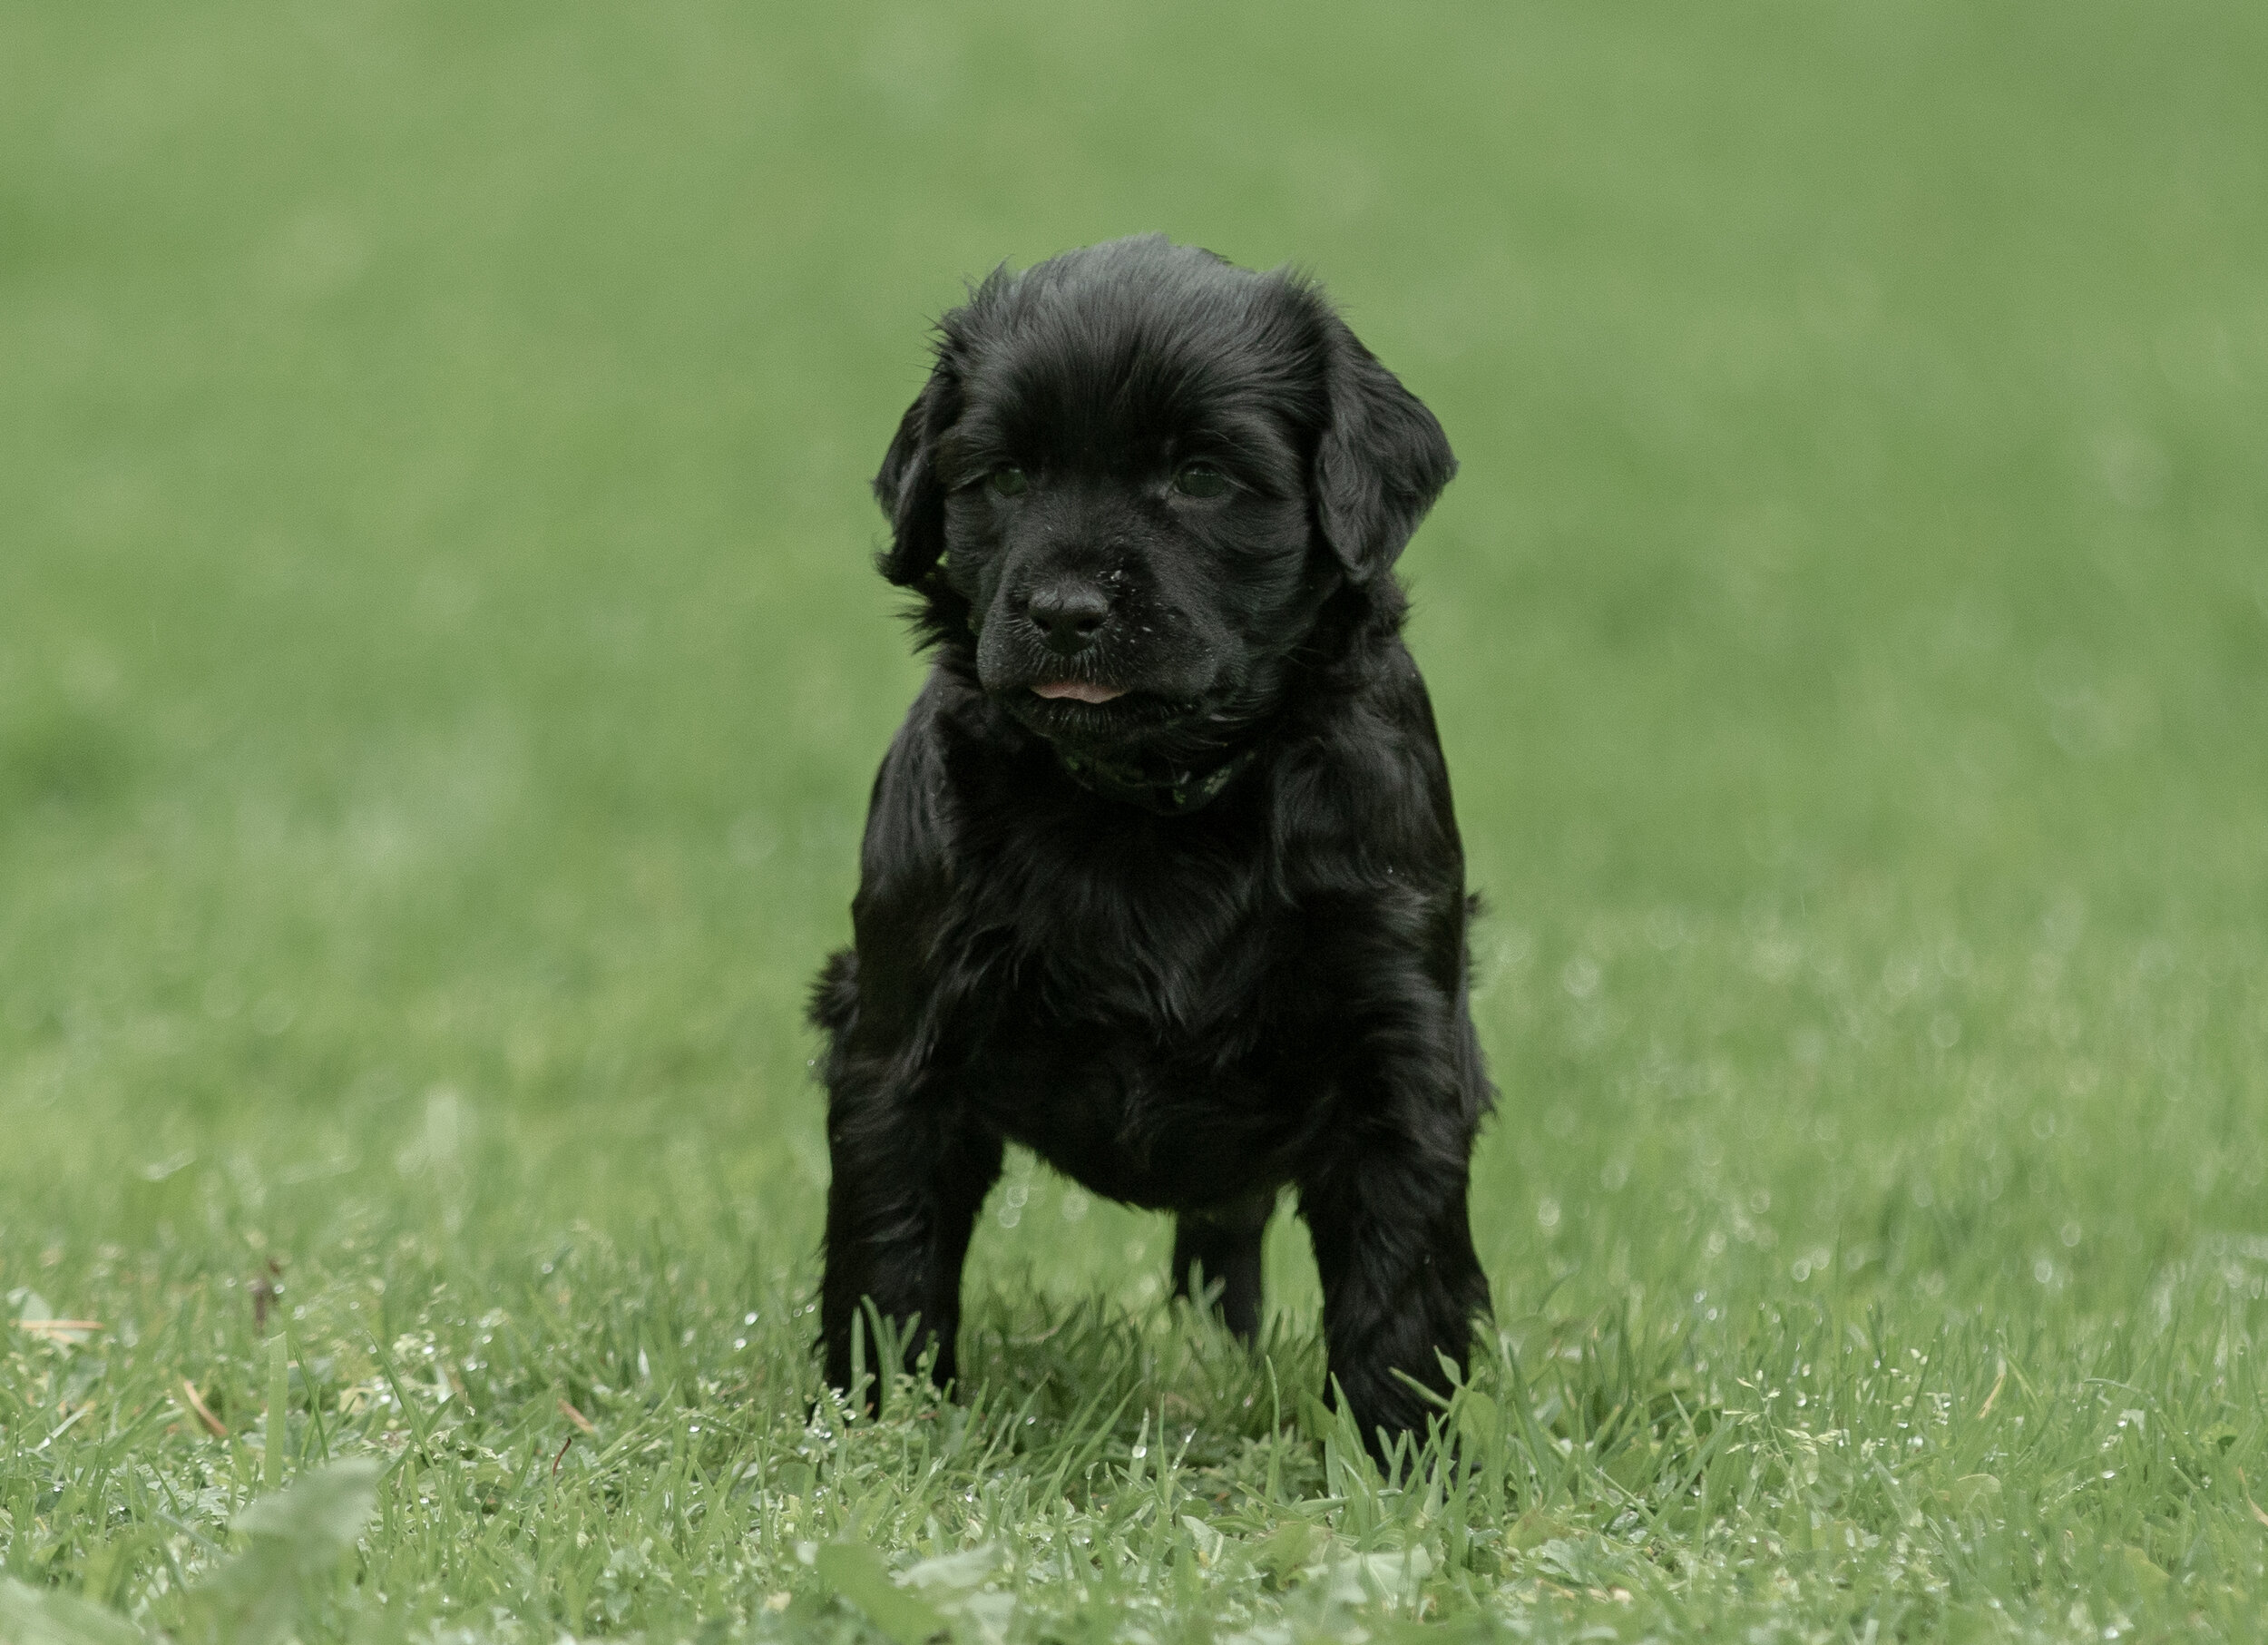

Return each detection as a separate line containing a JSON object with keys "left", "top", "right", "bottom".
{"left": 4, "top": 0, "right": 2266, "bottom": 1376}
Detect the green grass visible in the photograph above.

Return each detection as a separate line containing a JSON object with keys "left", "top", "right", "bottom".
{"left": 5, "top": 0, "right": 2267, "bottom": 1639}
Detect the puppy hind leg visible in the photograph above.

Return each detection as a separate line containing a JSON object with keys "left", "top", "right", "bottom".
{"left": 1171, "top": 1191, "right": 1274, "bottom": 1344}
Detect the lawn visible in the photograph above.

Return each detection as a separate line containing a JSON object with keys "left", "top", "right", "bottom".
{"left": 3, "top": 1, "right": 2266, "bottom": 1640}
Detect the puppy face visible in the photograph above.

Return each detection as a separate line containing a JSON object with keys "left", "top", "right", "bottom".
{"left": 875, "top": 237, "right": 1456, "bottom": 761}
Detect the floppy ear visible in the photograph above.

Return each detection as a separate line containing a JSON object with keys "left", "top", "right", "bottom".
{"left": 871, "top": 360, "right": 960, "bottom": 586}
{"left": 1313, "top": 320, "right": 1457, "bottom": 583}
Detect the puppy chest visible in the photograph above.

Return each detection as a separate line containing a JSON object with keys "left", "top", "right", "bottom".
{"left": 954, "top": 1010, "right": 1311, "bottom": 1199}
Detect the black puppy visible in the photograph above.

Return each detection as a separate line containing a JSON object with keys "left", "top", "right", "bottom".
{"left": 810, "top": 236, "right": 1493, "bottom": 1452}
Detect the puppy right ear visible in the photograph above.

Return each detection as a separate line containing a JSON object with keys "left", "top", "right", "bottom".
{"left": 872, "top": 361, "right": 958, "bottom": 586}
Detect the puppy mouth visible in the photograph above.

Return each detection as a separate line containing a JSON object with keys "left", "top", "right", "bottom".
{"left": 1031, "top": 681, "right": 1127, "bottom": 705}
{"left": 1003, "top": 679, "right": 1202, "bottom": 748}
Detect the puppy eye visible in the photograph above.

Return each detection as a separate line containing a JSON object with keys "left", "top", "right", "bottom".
{"left": 987, "top": 467, "right": 1029, "bottom": 497}
{"left": 1171, "top": 464, "right": 1228, "bottom": 499}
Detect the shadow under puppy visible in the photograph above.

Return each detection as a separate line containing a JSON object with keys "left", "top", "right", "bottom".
{"left": 810, "top": 235, "right": 1494, "bottom": 1454}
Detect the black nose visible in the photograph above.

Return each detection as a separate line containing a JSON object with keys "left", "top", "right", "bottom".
{"left": 1026, "top": 584, "right": 1111, "bottom": 655}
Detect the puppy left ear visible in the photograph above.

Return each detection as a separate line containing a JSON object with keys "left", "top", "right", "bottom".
{"left": 872, "top": 360, "right": 960, "bottom": 586}
{"left": 1313, "top": 320, "right": 1456, "bottom": 583}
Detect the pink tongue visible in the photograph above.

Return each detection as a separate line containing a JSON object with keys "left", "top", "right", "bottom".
{"left": 1033, "top": 681, "right": 1126, "bottom": 704}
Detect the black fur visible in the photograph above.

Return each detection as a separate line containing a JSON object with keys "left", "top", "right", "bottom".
{"left": 810, "top": 236, "right": 1492, "bottom": 1454}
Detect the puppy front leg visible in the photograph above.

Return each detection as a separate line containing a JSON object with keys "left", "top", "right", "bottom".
{"left": 820, "top": 1087, "right": 1002, "bottom": 1402}
{"left": 1300, "top": 1147, "right": 1489, "bottom": 1457}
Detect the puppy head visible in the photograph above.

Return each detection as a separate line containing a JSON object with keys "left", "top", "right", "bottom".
{"left": 874, "top": 235, "right": 1453, "bottom": 760}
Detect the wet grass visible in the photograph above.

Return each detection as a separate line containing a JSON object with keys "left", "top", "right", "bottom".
{"left": 4, "top": 0, "right": 2267, "bottom": 1639}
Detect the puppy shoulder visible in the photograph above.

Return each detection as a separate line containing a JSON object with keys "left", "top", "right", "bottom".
{"left": 1279, "top": 636, "right": 1451, "bottom": 818}
{"left": 857, "top": 670, "right": 959, "bottom": 897}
